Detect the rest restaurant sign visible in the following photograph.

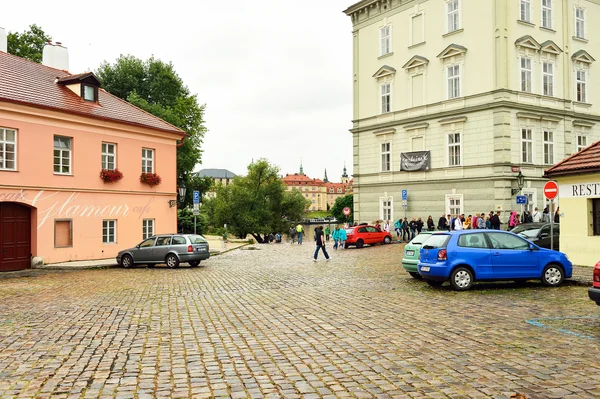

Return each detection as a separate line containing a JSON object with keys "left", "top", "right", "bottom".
{"left": 559, "top": 182, "right": 600, "bottom": 198}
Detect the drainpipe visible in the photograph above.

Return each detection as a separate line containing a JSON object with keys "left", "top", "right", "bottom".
{"left": 176, "top": 136, "right": 186, "bottom": 147}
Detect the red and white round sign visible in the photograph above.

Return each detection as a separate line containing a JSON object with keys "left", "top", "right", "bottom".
{"left": 543, "top": 181, "right": 559, "bottom": 200}
{"left": 343, "top": 207, "right": 351, "bottom": 216}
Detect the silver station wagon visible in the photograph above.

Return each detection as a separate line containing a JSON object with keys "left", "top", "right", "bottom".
{"left": 116, "top": 234, "right": 210, "bottom": 268}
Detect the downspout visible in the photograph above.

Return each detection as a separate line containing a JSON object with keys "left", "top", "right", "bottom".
{"left": 176, "top": 136, "right": 186, "bottom": 147}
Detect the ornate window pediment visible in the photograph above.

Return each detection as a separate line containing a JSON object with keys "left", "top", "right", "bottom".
{"left": 402, "top": 55, "right": 429, "bottom": 69}
{"left": 372, "top": 65, "right": 396, "bottom": 79}
{"left": 515, "top": 35, "right": 541, "bottom": 51}
{"left": 436, "top": 44, "right": 467, "bottom": 60}
{"left": 572, "top": 49, "right": 595, "bottom": 64}
{"left": 540, "top": 40, "right": 562, "bottom": 55}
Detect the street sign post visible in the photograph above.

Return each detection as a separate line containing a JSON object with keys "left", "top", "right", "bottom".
{"left": 402, "top": 190, "right": 408, "bottom": 218}
{"left": 193, "top": 191, "right": 200, "bottom": 204}
{"left": 402, "top": 190, "right": 408, "bottom": 201}
{"left": 543, "top": 181, "right": 559, "bottom": 250}
{"left": 343, "top": 207, "right": 351, "bottom": 216}
{"left": 516, "top": 195, "right": 528, "bottom": 205}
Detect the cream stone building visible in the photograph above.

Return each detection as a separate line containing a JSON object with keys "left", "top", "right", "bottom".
{"left": 344, "top": 0, "right": 600, "bottom": 223}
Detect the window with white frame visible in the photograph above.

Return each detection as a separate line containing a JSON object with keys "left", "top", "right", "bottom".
{"left": 575, "top": 7, "right": 585, "bottom": 39}
{"left": 542, "top": 62, "right": 554, "bottom": 96}
{"left": 520, "top": 0, "right": 531, "bottom": 22}
{"left": 381, "top": 142, "right": 391, "bottom": 172}
{"left": 381, "top": 197, "right": 393, "bottom": 222}
{"left": 142, "top": 148, "right": 154, "bottom": 173}
{"left": 142, "top": 219, "right": 154, "bottom": 240}
{"left": 541, "top": 0, "right": 552, "bottom": 29}
{"left": 577, "top": 134, "right": 587, "bottom": 152}
{"left": 102, "top": 220, "right": 116, "bottom": 243}
{"left": 380, "top": 25, "right": 392, "bottom": 56}
{"left": 576, "top": 70, "right": 587, "bottom": 103}
{"left": 380, "top": 83, "right": 391, "bottom": 113}
{"left": 446, "top": 194, "right": 463, "bottom": 216}
{"left": 520, "top": 57, "right": 532, "bottom": 92}
{"left": 446, "top": 0, "right": 460, "bottom": 33}
{"left": 448, "top": 132, "right": 461, "bottom": 166}
{"left": 521, "top": 128, "right": 533, "bottom": 163}
{"left": 447, "top": 65, "right": 460, "bottom": 99}
{"left": 101, "top": 142, "right": 116, "bottom": 170}
{"left": 0, "top": 128, "right": 17, "bottom": 171}
{"left": 521, "top": 57, "right": 531, "bottom": 93}
{"left": 53, "top": 136, "right": 72, "bottom": 174}
{"left": 543, "top": 130, "right": 554, "bottom": 164}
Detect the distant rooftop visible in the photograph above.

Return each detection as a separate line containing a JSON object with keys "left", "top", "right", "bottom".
{"left": 196, "top": 169, "right": 237, "bottom": 179}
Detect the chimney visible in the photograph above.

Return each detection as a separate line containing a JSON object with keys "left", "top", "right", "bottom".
{"left": 0, "top": 27, "right": 7, "bottom": 53}
{"left": 42, "top": 41, "right": 69, "bottom": 71}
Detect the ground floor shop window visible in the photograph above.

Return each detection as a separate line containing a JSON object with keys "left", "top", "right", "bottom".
{"left": 143, "top": 219, "right": 154, "bottom": 240}
{"left": 54, "top": 220, "right": 73, "bottom": 248}
{"left": 380, "top": 197, "right": 393, "bottom": 221}
{"left": 593, "top": 199, "right": 600, "bottom": 236}
{"left": 103, "top": 220, "right": 116, "bottom": 243}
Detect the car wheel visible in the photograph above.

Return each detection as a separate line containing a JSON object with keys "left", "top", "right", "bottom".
{"left": 344, "top": 243, "right": 349, "bottom": 249}
{"left": 189, "top": 260, "right": 201, "bottom": 267}
{"left": 450, "top": 267, "right": 474, "bottom": 291}
{"left": 121, "top": 254, "right": 133, "bottom": 268}
{"left": 356, "top": 239, "right": 364, "bottom": 249}
{"left": 542, "top": 263, "right": 564, "bottom": 287}
{"left": 384, "top": 236, "right": 392, "bottom": 244}
{"left": 165, "top": 254, "right": 180, "bottom": 268}
{"left": 409, "top": 272, "right": 422, "bottom": 279}
{"left": 425, "top": 279, "right": 443, "bottom": 287}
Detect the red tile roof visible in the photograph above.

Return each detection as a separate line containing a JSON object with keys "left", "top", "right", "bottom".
{"left": 0, "top": 51, "right": 184, "bottom": 135}
{"left": 545, "top": 140, "right": 600, "bottom": 177}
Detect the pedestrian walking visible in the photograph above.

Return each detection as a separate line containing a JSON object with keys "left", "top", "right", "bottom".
{"left": 509, "top": 211, "right": 520, "bottom": 229}
{"left": 437, "top": 214, "right": 448, "bottom": 231}
{"left": 477, "top": 213, "right": 486, "bottom": 229}
{"left": 332, "top": 226, "right": 340, "bottom": 250}
{"left": 338, "top": 226, "right": 347, "bottom": 250}
{"left": 532, "top": 207, "right": 542, "bottom": 223}
{"left": 393, "top": 218, "right": 402, "bottom": 240}
{"left": 289, "top": 226, "right": 296, "bottom": 244}
{"left": 454, "top": 215, "right": 464, "bottom": 231}
{"left": 313, "top": 226, "right": 330, "bottom": 262}
{"left": 383, "top": 220, "right": 390, "bottom": 233}
{"left": 490, "top": 212, "right": 501, "bottom": 230}
{"left": 324, "top": 226, "right": 331, "bottom": 242}
{"left": 554, "top": 207, "right": 560, "bottom": 223}
{"left": 401, "top": 217, "right": 410, "bottom": 241}
{"left": 427, "top": 216, "right": 435, "bottom": 231}
{"left": 542, "top": 206, "right": 551, "bottom": 223}
{"left": 296, "top": 224, "right": 304, "bottom": 245}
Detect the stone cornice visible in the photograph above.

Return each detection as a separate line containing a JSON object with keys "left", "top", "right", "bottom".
{"left": 344, "top": 0, "right": 418, "bottom": 27}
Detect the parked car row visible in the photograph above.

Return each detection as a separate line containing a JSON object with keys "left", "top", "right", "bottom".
{"left": 117, "top": 234, "right": 210, "bottom": 268}
{"left": 402, "top": 230, "right": 573, "bottom": 291}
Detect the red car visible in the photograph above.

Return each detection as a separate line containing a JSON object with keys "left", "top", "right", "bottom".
{"left": 588, "top": 261, "right": 600, "bottom": 305}
{"left": 345, "top": 225, "right": 393, "bottom": 248}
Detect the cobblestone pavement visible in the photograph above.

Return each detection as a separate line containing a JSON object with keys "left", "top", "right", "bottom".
{"left": 0, "top": 243, "right": 599, "bottom": 399}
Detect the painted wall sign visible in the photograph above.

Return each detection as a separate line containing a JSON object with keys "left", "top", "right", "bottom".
{"left": 559, "top": 182, "right": 600, "bottom": 198}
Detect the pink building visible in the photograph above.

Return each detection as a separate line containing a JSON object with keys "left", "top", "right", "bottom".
{"left": 0, "top": 40, "right": 185, "bottom": 271}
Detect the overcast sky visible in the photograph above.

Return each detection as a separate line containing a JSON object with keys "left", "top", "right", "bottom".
{"left": 4, "top": 0, "right": 355, "bottom": 181}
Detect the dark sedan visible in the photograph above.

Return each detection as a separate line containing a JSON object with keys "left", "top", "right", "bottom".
{"left": 510, "top": 222, "right": 560, "bottom": 250}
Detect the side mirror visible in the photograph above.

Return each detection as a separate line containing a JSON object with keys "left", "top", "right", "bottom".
{"left": 540, "top": 233, "right": 549, "bottom": 239}
{"left": 529, "top": 244, "right": 536, "bottom": 251}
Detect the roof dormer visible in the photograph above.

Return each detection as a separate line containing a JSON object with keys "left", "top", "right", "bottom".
{"left": 56, "top": 72, "right": 102, "bottom": 103}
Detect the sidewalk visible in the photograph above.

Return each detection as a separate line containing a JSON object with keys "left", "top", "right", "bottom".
{"left": 39, "top": 241, "right": 250, "bottom": 270}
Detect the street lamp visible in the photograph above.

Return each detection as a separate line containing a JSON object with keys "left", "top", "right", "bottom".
{"left": 511, "top": 171, "right": 525, "bottom": 196}
{"left": 171, "top": 185, "right": 187, "bottom": 207}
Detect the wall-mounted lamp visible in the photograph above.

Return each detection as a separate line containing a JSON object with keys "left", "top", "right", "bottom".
{"left": 511, "top": 171, "right": 525, "bottom": 196}
{"left": 169, "top": 185, "right": 187, "bottom": 207}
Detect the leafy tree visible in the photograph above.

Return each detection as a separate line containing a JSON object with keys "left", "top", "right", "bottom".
{"left": 331, "top": 194, "right": 354, "bottom": 224}
{"left": 7, "top": 24, "right": 51, "bottom": 63}
{"left": 177, "top": 208, "right": 207, "bottom": 235}
{"left": 95, "top": 56, "right": 206, "bottom": 185}
{"left": 211, "top": 159, "right": 310, "bottom": 243}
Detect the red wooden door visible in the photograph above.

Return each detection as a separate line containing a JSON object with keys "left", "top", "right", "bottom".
{"left": 0, "top": 203, "right": 31, "bottom": 272}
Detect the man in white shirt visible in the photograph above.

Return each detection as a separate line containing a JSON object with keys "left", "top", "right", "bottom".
{"left": 532, "top": 207, "right": 542, "bottom": 223}
{"left": 454, "top": 216, "right": 464, "bottom": 231}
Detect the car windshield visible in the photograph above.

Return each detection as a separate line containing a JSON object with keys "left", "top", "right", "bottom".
{"left": 422, "top": 234, "right": 450, "bottom": 249}
{"left": 189, "top": 235, "right": 207, "bottom": 244}
{"left": 511, "top": 224, "right": 541, "bottom": 234}
{"left": 516, "top": 229, "right": 541, "bottom": 238}
{"left": 411, "top": 233, "right": 432, "bottom": 245}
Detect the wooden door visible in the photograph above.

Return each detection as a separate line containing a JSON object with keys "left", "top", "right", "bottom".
{"left": 0, "top": 203, "right": 31, "bottom": 272}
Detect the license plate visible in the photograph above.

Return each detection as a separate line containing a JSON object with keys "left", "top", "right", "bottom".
{"left": 406, "top": 250, "right": 414, "bottom": 256}
{"left": 421, "top": 266, "right": 430, "bottom": 272}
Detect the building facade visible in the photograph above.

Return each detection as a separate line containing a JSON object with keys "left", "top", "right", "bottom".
{"left": 196, "top": 168, "right": 237, "bottom": 199}
{"left": 0, "top": 39, "right": 185, "bottom": 270}
{"left": 344, "top": 0, "right": 600, "bottom": 223}
{"left": 283, "top": 165, "right": 352, "bottom": 211}
{"left": 545, "top": 139, "right": 600, "bottom": 266}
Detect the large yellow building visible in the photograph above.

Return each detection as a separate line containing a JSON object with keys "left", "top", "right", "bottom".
{"left": 545, "top": 140, "right": 600, "bottom": 266}
{"left": 344, "top": 0, "right": 600, "bottom": 223}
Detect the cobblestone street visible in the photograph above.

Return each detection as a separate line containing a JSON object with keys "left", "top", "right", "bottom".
{"left": 0, "top": 243, "right": 599, "bottom": 399}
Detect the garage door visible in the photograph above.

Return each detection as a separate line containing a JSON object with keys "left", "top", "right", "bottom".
{"left": 0, "top": 203, "right": 31, "bottom": 272}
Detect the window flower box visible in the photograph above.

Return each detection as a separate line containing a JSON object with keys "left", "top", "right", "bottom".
{"left": 100, "top": 169, "right": 123, "bottom": 183}
{"left": 140, "top": 172, "right": 162, "bottom": 187}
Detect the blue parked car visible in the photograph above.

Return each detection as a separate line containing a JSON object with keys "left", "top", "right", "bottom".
{"left": 418, "top": 230, "right": 572, "bottom": 291}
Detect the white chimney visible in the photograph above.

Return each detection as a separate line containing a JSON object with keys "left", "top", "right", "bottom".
{"left": 42, "top": 42, "right": 69, "bottom": 71}
{"left": 0, "top": 27, "right": 7, "bottom": 53}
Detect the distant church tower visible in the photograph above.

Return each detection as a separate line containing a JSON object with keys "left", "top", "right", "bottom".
{"left": 299, "top": 160, "right": 304, "bottom": 175}
{"left": 341, "top": 163, "right": 349, "bottom": 184}
{"left": 323, "top": 168, "right": 329, "bottom": 183}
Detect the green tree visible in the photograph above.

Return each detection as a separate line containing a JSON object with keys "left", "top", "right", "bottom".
{"left": 95, "top": 56, "right": 206, "bottom": 185}
{"left": 7, "top": 24, "right": 51, "bottom": 63}
{"left": 331, "top": 194, "right": 354, "bottom": 224}
{"left": 211, "top": 159, "right": 309, "bottom": 243}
